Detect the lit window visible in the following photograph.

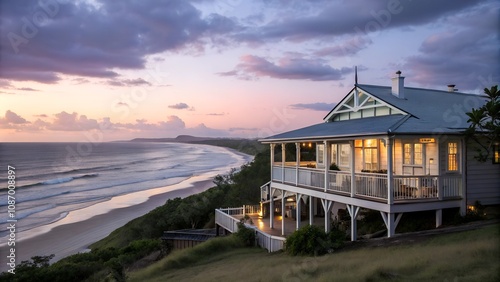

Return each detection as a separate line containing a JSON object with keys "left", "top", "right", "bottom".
{"left": 493, "top": 144, "right": 499, "bottom": 164}
{"left": 448, "top": 142, "right": 458, "bottom": 171}
{"left": 403, "top": 143, "right": 423, "bottom": 165}
{"left": 317, "top": 144, "right": 324, "bottom": 164}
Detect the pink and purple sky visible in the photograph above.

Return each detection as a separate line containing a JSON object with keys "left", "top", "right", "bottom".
{"left": 1, "top": 0, "right": 498, "bottom": 142}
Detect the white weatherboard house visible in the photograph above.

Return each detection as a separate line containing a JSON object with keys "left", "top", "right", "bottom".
{"left": 215, "top": 72, "right": 499, "bottom": 250}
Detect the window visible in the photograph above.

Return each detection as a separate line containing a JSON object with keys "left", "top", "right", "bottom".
{"left": 317, "top": 144, "right": 324, "bottom": 164}
{"left": 448, "top": 142, "right": 458, "bottom": 171}
{"left": 339, "top": 144, "right": 350, "bottom": 167}
{"left": 404, "top": 143, "right": 423, "bottom": 165}
{"left": 493, "top": 144, "right": 499, "bottom": 164}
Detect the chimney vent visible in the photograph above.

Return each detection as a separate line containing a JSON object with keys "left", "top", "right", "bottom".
{"left": 447, "top": 84, "right": 456, "bottom": 92}
{"left": 391, "top": 70, "right": 405, "bottom": 99}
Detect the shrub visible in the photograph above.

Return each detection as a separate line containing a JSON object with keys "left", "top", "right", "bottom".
{"left": 235, "top": 222, "right": 256, "bottom": 247}
{"left": 286, "top": 225, "right": 346, "bottom": 256}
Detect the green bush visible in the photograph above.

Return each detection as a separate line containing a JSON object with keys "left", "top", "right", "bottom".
{"left": 286, "top": 225, "right": 346, "bottom": 256}
{"left": 235, "top": 222, "right": 256, "bottom": 247}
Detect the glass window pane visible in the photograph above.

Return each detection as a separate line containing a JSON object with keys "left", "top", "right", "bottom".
{"left": 317, "top": 144, "right": 324, "bottom": 164}
{"left": 404, "top": 144, "right": 411, "bottom": 164}
{"left": 340, "top": 144, "right": 350, "bottom": 167}
{"left": 414, "top": 144, "right": 422, "bottom": 165}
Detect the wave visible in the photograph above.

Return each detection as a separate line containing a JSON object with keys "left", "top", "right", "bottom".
{"left": 0, "top": 204, "right": 56, "bottom": 224}
{"left": 7, "top": 173, "right": 99, "bottom": 189}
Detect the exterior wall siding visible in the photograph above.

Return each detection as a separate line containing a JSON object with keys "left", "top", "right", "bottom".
{"left": 466, "top": 141, "right": 500, "bottom": 205}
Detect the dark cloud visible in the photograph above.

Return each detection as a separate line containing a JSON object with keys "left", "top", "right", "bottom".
{"left": 402, "top": 2, "right": 499, "bottom": 91}
{"left": 237, "top": 0, "right": 482, "bottom": 43}
{"left": 34, "top": 114, "right": 48, "bottom": 118}
{"left": 0, "top": 0, "right": 239, "bottom": 83}
{"left": 289, "top": 102, "right": 336, "bottom": 111}
{"left": 168, "top": 103, "right": 191, "bottom": 110}
{"left": 314, "top": 36, "right": 372, "bottom": 57}
{"left": 220, "top": 54, "right": 353, "bottom": 81}
{"left": 106, "top": 78, "right": 151, "bottom": 87}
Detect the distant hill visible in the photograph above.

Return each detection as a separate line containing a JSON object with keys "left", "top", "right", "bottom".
{"left": 129, "top": 135, "right": 266, "bottom": 156}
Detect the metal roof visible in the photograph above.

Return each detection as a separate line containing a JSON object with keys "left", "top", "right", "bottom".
{"left": 261, "top": 84, "right": 487, "bottom": 142}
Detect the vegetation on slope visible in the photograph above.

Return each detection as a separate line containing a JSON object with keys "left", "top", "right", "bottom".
{"left": 129, "top": 223, "right": 500, "bottom": 282}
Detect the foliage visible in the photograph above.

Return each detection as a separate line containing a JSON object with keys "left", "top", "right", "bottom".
{"left": 285, "top": 225, "right": 345, "bottom": 256}
{"left": 329, "top": 163, "right": 340, "bottom": 171}
{"left": 465, "top": 85, "right": 500, "bottom": 162}
{"left": 235, "top": 222, "right": 256, "bottom": 247}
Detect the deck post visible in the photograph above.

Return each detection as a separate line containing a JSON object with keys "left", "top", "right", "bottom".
{"left": 296, "top": 193, "right": 302, "bottom": 230}
{"left": 324, "top": 140, "right": 330, "bottom": 192}
{"left": 269, "top": 188, "right": 274, "bottom": 229}
{"left": 270, "top": 144, "right": 275, "bottom": 178}
{"left": 309, "top": 195, "right": 314, "bottom": 225}
{"left": 347, "top": 205, "right": 360, "bottom": 241}
{"left": 350, "top": 141, "right": 355, "bottom": 197}
{"left": 436, "top": 209, "right": 442, "bottom": 228}
{"left": 243, "top": 205, "right": 246, "bottom": 217}
{"left": 281, "top": 143, "right": 286, "bottom": 183}
{"left": 281, "top": 190, "right": 285, "bottom": 235}
{"left": 386, "top": 137, "right": 394, "bottom": 205}
{"left": 321, "top": 199, "right": 333, "bottom": 233}
{"left": 295, "top": 143, "right": 300, "bottom": 186}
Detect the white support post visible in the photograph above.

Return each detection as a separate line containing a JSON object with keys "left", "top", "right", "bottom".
{"left": 324, "top": 140, "right": 330, "bottom": 192}
{"left": 460, "top": 137, "right": 467, "bottom": 216}
{"left": 282, "top": 143, "right": 286, "bottom": 183}
{"left": 296, "top": 193, "right": 302, "bottom": 230}
{"left": 436, "top": 209, "right": 442, "bottom": 228}
{"left": 295, "top": 142, "right": 300, "bottom": 186}
{"left": 243, "top": 205, "right": 246, "bottom": 217}
{"left": 309, "top": 195, "right": 314, "bottom": 225}
{"left": 380, "top": 212, "right": 401, "bottom": 238}
{"left": 269, "top": 188, "right": 274, "bottom": 229}
{"left": 321, "top": 199, "right": 333, "bottom": 233}
{"left": 270, "top": 144, "right": 275, "bottom": 181}
{"left": 347, "top": 205, "right": 360, "bottom": 241}
{"left": 350, "top": 141, "right": 355, "bottom": 197}
{"left": 386, "top": 137, "right": 394, "bottom": 205}
{"left": 281, "top": 190, "right": 285, "bottom": 235}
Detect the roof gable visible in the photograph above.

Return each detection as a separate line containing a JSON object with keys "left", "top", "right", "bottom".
{"left": 324, "top": 86, "right": 407, "bottom": 122}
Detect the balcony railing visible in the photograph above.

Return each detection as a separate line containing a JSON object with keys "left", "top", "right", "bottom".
{"left": 355, "top": 172, "right": 388, "bottom": 199}
{"left": 271, "top": 165, "right": 462, "bottom": 203}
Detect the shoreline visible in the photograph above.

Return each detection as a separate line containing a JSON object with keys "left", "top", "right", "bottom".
{"left": 0, "top": 178, "right": 216, "bottom": 270}
{"left": 0, "top": 147, "right": 253, "bottom": 271}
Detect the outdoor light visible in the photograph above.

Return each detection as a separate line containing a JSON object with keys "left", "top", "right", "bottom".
{"left": 308, "top": 143, "right": 312, "bottom": 148}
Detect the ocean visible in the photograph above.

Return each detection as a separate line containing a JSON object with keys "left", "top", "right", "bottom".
{"left": 0, "top": 142, "right": 249, "bottom": 243}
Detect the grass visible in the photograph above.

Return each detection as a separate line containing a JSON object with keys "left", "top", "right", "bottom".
{"left": 128, "top": 223, "right": 499, "bottom": 282}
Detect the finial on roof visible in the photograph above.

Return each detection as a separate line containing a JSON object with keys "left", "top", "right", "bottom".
{"left": 396, "top": 70, "right": 402, "bottom": 76}
{"left": 355, "top": 66, "right": 358, "bottom": 85}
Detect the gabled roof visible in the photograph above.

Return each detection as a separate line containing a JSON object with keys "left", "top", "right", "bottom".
{"left": 261, "top": 84, "right": 488, "bottom": 143}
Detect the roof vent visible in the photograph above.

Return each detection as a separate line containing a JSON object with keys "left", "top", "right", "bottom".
{"left": 391, "top": 70, "right": 405, "bottom": 99}
{"left": 447, "top": 84, "right": 457, "bottom": 92}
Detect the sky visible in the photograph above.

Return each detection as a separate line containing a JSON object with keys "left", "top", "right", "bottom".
{"left": 0, "top": 0, "right": 498, "bottom": 142}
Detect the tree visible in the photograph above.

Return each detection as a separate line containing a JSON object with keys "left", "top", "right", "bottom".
{"left": 466, "top": 85, "right": 500, "bottom": 162}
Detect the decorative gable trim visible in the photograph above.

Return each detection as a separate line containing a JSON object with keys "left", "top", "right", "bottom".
{"left": 324, "top": 86, "right": 408, "bottom": 122}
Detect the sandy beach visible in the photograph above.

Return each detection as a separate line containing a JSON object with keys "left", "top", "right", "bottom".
{"left": 0, "top": 178, "right": 216, "bottom": 271}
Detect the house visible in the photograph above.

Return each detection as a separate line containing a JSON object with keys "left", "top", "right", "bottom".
{"left": 215, "top": 71, "right": 499, "bottom": 247}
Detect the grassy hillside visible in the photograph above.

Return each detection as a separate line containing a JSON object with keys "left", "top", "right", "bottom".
{"left": 129, "top": 223, "right": 499, "bottom": 282}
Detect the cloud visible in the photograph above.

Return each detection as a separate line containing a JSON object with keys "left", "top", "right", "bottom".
{"left": 401, "top": 3, "right": 499, "bottom": 91}
{"left": 206, "top": 112, "right": 226, "bottom": 116}
{"left": 220, "top": 54, "right": 353, "bottom": 81}
{"left": 314, "top": 36, "right": 372, "bottom": 57}
{"left": 229, "top": 127, "right": 259, "bottom": 132}
{"left": 0, "top": 0, "right": 240, "bottom": 83}
{"left": 236, "top": 0, "right": 482, "bottom": 43}
{"left": 34, "top": 114, "right": 48, "bottom": 118}
{"left": 106, "top": 78, "right": 151, "bottom": 87}
{"left": 289, "top": 103, "right": 337, "bottom": 111}
{"left": 168, "top": 103, "right": 194, "bottom": 110}
{"left": 49, "top": 111, "right": 100, "bottom": 131}
{"left": 0, "top": 110, "right": 29, "bottom": 125}
{"left": 16, "top": 87, "right": 39, "bottom": 91}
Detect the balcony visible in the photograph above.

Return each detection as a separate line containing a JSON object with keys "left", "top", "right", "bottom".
{"left": 271, "top": 165, "right": 462, "bottom": 203}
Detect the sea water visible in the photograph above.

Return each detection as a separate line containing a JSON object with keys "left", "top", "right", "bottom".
{"left": 0, "top": 142, "right": 249, "bottom": 242}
